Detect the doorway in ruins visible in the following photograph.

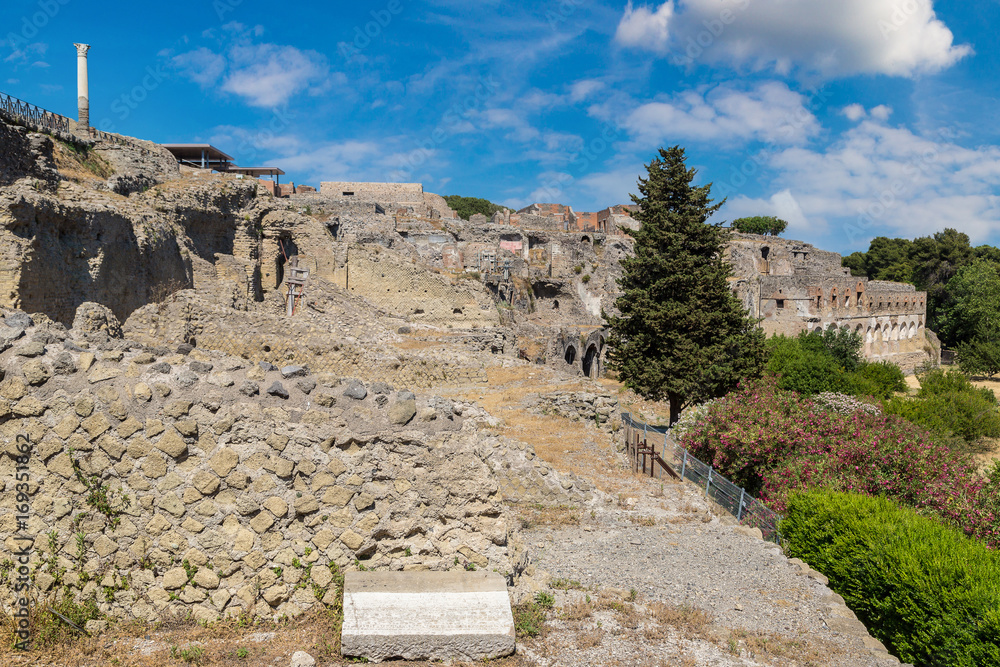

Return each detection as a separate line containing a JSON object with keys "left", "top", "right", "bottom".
{"left": 274, "top": 236, "right": 299, "bottom": 289}
{"left": 583, "top": 344, "right": 599, "bottom": 378}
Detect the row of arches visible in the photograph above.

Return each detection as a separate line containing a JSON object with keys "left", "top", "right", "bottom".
{"left": 811, "top": 320, "right": 925, "bottom": 357}
{"left": 562, "top": 334, "right": 607, "bottom": 378}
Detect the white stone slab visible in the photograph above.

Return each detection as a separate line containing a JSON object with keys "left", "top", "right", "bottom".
{"left": 341, "top": 571, "right": 515, "bottom": 662}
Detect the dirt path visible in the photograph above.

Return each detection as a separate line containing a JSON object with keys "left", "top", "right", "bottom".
{"left": 442, "top": 365, "right": 906, "bottom": 667}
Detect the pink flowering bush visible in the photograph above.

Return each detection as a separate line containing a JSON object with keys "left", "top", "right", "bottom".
{"left": 680, "top": 376, "right": 999, "bottom": 547}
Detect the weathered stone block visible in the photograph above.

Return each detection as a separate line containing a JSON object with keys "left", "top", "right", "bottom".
{"left": 322, "top": 486, "right": 353, "bottom": 507}
{"left": 340, "top": 529, "right": 364, "bottom": 551}
{"left": 250, "top": 512, "right": 275, "bottom": 534}
{"left": 340, "top": 571, "right": 515, "bottom": 662}
{"left": 353, "top": 493, "right": 375, "bottom": 511}
{"left": 163, "top": 567, "right": 188, "bottom": 590}
{"left": 193, "top": 471, "right": 221, "bottom": 495}
{"left": 164, "top": 400, "right": 193, "bottom": 419}
{"left": 294, "top": 495, "right": 319, "bottom": 515}
{"left": 262, "top": 497, "right": 288, "bottom": 517}
{"left": 209, "top": 448, "right": 239, "bottom": 477}
{"left": 133, "top": 383, "right": 152, "bottom": 402}
{"left": 117, "top": 416, "right": 143, "bottom": 439}
{"left": 154, "top": 430, "right": 188, "bottom": 459}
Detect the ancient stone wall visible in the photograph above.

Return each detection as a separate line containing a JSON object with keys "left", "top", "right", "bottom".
{"left": 531, "top": 390, "right": 619, "bottom": 430}
{"left": 319, "top": 182, "right": 424, "bottom": 204}
{"left": 0, "top": 311, "right": 591, "bottom": 623}
{"left": 728, "top": 233, "right": 931, "bottom": 370}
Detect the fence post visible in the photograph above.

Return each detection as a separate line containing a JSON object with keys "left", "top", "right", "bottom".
{"left": 706, "top": 467, "right": 712, "bottom": 497}
{"left": 680, "top": 450, "right": 687, "bottom": 481}
{"left": 737, "top": 487, "right": 745, "bottom": 522}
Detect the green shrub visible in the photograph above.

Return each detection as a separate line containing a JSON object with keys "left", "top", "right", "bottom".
{"left": 918, "top": 368, "right": 997, "bottom": 404}
{"left": 731, "top": 215, "right": 788, "bottom": 236}
{"left": 882, "top": 367, "right": 1000, "bottom": 452}
{"left": 442, "top": 195, "right": 504, "bottom": 221}
{"left": 884, "top": 390, "right": 1000, "bottom": 452}
{"left": 783, "top": 490, "right": 1000, "bottom": 667}
{"left": 843, "top": 360, "right": 907, "bottom": 399}
{"left": 765, "top": 334, "right": 844, "bottom": 395}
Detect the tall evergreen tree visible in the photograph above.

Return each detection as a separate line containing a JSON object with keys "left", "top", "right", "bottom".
{"left": 607, "top": 147, "right": 766, "bottom": 423}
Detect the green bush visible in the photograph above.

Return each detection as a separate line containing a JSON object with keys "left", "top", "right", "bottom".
{"left": 731, "top": 215, "right": 788, "bottom": 236}
{"left": 843, "top": 360, "right": 907, "bottom": 399}
{"left": 766, "top": 329, "right": 903, "bottom": 398}
{"left": 882, "top": 367, "right": 1000, "bottom": 452}
{"left": 884, "top": 390, "right": 1000, "bottom": 452}
{"left": 442, "top": 195, "right": 505, "bottom": 221}
{"left": 783, "top": 490, "right": 1000, "bottom": 667}
{"left": 918, "top": 368, "right": 997, "bottom": 404}
{"left": 765, "top": 333, "right": 844, "bottom": 394}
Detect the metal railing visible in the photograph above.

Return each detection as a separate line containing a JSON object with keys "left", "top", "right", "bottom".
{"left": 622, "top": 412, "right": 782, "bottom": 542}
{"left": 0, "top": 91, "right": 71, "bottom": 133}
{"left": 0, "top": 91, "right": 146, "bottom": 151}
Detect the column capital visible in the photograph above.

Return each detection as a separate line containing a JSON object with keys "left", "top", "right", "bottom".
{"left": 73, "top": 43, "right": 90, "bottom": 57}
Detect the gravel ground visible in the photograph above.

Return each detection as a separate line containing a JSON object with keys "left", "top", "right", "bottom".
{"left": 512, "top": 443, "right": 908, "bottom": 667}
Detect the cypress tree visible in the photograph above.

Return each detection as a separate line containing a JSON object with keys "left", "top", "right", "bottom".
{"left": 607, "top": 146, "right": 766, "bottom": 423}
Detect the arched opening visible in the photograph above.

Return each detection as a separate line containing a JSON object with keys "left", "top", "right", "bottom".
{"left": 581, "top": 235, "right": 591, "bottom": 243}
{"left": 453, "top": 308, "right": 463, "bottom": 315}
{"left": 553, "top": 300, "right": 559, "bottom": 310}
{"left": 275, "top": 254, "right": 285, "bottom": 289}
{"left": 761, "top": 246, "right": 770, "bottom": 260}
{"left": 274, "top": 236, "right": 299, "bottom": 289}
{"left": 582, "top": 344, "right": 599, "bottom": 378}
{"left": 565, "top": 346, "right": 577, "bottom": 365}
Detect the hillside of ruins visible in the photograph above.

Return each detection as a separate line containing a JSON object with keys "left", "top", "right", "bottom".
{"left": 0, "top": 96, "right": 913, "bottom": 666}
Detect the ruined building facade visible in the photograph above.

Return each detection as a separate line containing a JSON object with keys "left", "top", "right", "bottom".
{"left": 727, "top": 234, "right": 935, "bottom": 371}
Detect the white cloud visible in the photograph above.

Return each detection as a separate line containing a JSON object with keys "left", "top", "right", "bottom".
{"left": 569, "top": 79, "right": 605, "bottom": 103}
{"left": 172, "top": 47, "right": 226, "bottom": 86}
{"left": 842, "top": 104, "right": 867, "bottom": 122}
{"left": 172, "top": 32, "right": 333, "bottom": 107}
{"left": 618, "top": 0, "right": 971, "bottom": 78}
{"left": 624, "top": 81, "right": 820, "bottom": 146}
{"left": 728, "top": 123, "right": 1000, "bottom": 246}
{"left": 222, "top": 44, "right": 333, "bottom": 107}
{"left": 615, "top": 1, "right": 674, "bottom": 54}
{"left": 870, "top": 104, "right": 893, "bottom": 121}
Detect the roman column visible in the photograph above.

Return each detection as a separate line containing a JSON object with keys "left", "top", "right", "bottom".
{"left": 73, "top": 43, "right": 90, "bottom": 129}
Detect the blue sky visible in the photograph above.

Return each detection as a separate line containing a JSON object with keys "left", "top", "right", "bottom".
{"left": 3, "top": 0, "right": 998, "bottom": 254}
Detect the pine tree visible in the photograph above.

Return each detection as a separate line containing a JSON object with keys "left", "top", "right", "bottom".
{"left": 607, "top": 146, "right": 766, "bottom": 423}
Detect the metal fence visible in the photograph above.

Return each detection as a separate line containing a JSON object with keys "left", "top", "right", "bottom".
{"left": 0, "top": 91, "right": 71, "bottom": 133}
{"left": 0, "top": 90, "right": 145, "bottom": 150}
{"left": 622, "top": 412, "right": 782, "bottom": 542}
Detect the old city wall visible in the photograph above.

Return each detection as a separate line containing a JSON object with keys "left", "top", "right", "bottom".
{"left": 0, "top": 311, "right": 592, "bottom": 623}
{"left": 319, "top": 182, "right": 424, "bottom": 204}
{"left": 728, "top": 233, "right": 933, "bottom": 371}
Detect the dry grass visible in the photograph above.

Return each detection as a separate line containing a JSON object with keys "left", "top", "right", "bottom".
{"left": 722, "top": 628, "right": 825, "bottom": 664}
{"left": 447, "top": 365, "right": 629, "bottom": 490}
{"left": 560, "top": 600, "right": 593, "bottom": 621}
{"left": 575, "top": 627, "right": 603, "bottom": 648}
{"left": 647, "top": 602, "right": 713, "bottom": 639}
{"left": 52, "top": 140, "right": 115, "bottom": 185}
{"left": 514, "top": 503, "right": 581, "bottom": 528}
{"left": 627, "top": 515, "right": 657, "bottom": 527}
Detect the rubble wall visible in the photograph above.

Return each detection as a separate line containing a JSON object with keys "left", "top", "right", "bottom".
{"left": 0, "top": 312, "right": 592, "bottom": 623}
